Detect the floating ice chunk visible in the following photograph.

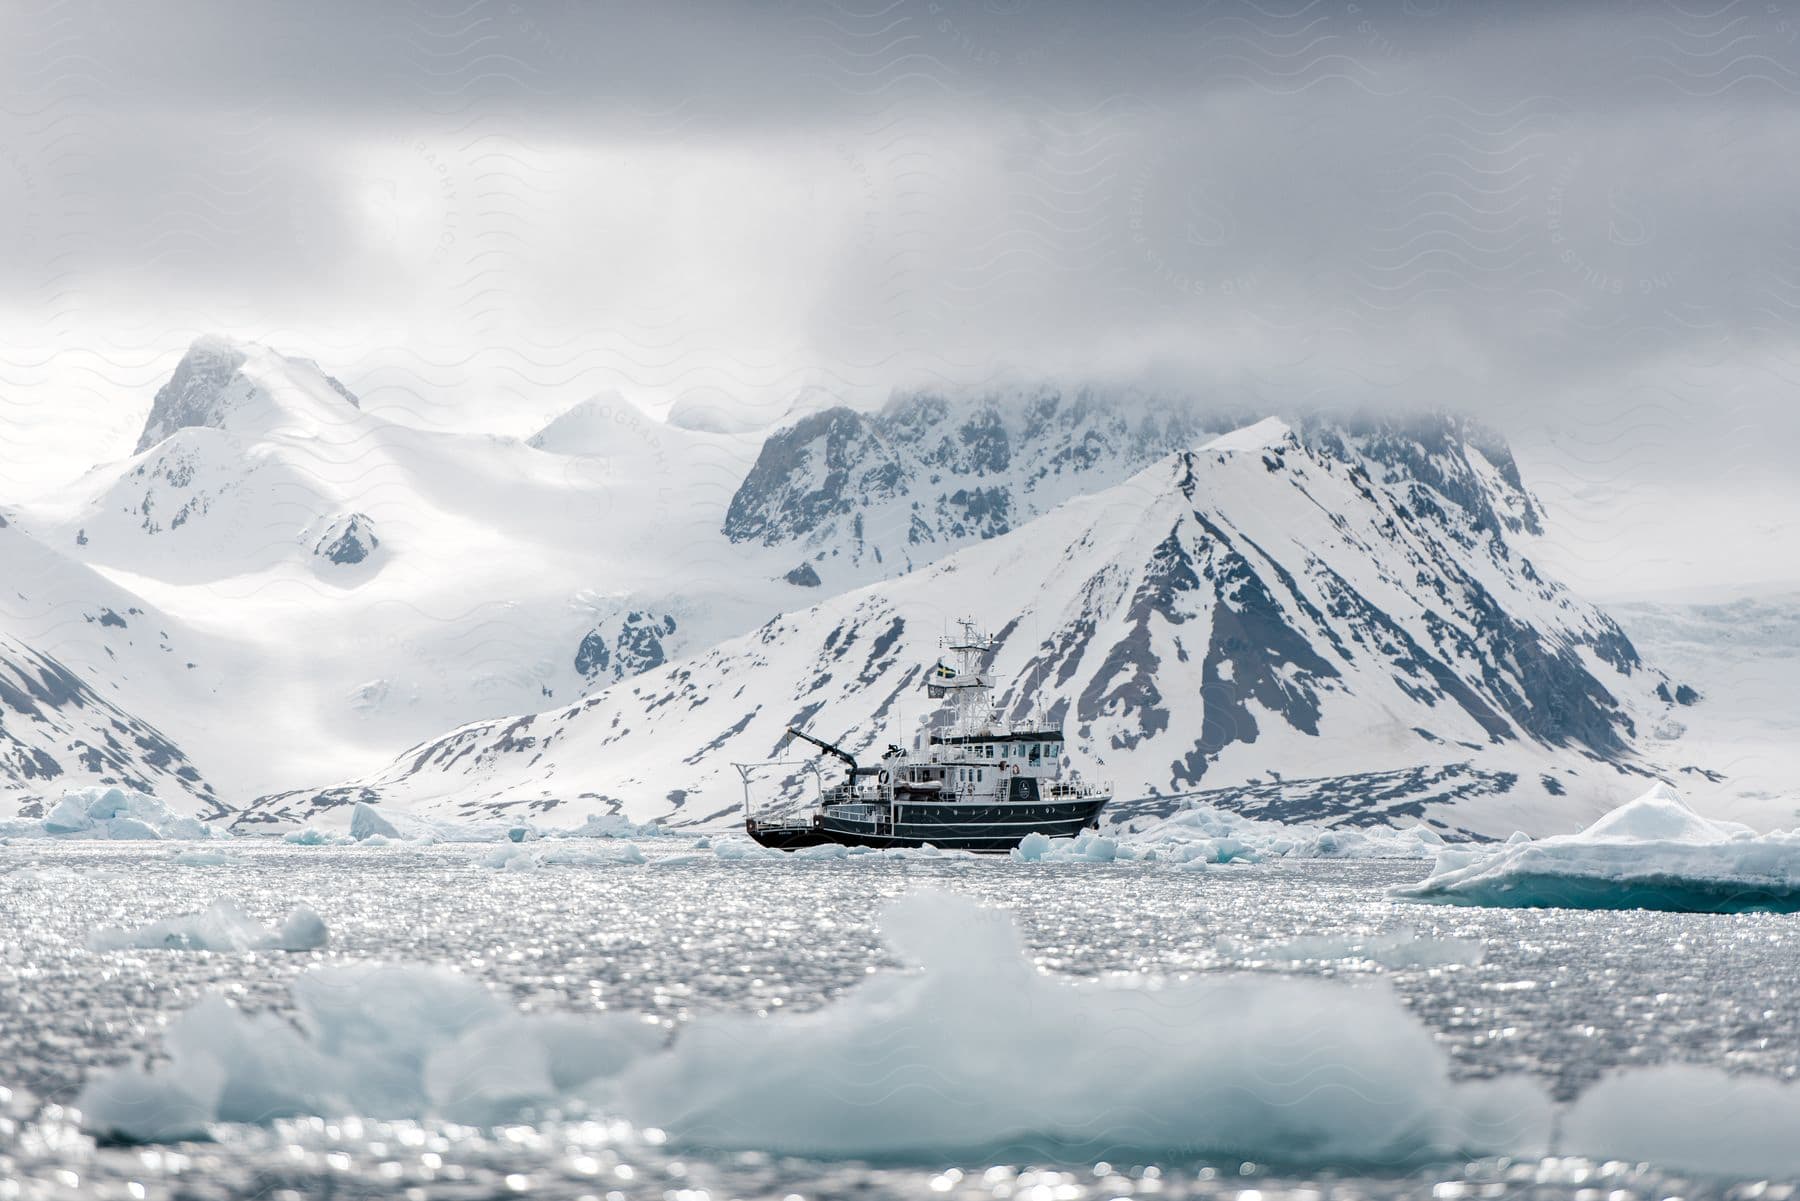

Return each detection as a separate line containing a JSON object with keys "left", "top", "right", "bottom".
{"left": 711, "top": 837, "right": 784, "bottom": 861}
{"left": 1393, "top": 783, "right": 1800, "bottom": 912}
{"left": 612, "top": 891, "right": 1549, "bottom": 1162}
{"left": 283, "top": 826, "right": 346, "bottom": 846}
{"left": 1561, "top": 1064, "right": 1800, "bottom": 1178}
{"left": 348, "top": 801, "right": 524, "bottom": 844}
{"left": 78, "top": 963, "right": 665, "bottom": 1141}
{"left": 1098, "top": 802, "right": 1445, "bottom": 865}
{"left": 75, "top": 891, "right": 1549, "bottom": 1162}
{"left": 348, "top": 801, "right": 402, "bottom": 841}
{"left": 18, "top": 787, "right": 221, "bottom": 841}
{"left": 544, "top": 813, "right": 667, "bottom": 840}
{"left": 277, "top": 908, "right": 330, "bottom": 951}
{"left": 481, "top": 845, "right": 537, "bottom": 871}
{"left": 1011, "top": 829, "right": 1120, "bottom": 862}
{"left": 87, "top": 899, "right": 329, "bottom": 952}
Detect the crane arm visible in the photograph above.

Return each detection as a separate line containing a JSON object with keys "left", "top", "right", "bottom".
{"left": 785, "top": 725, "right": 858, "bottom": 774}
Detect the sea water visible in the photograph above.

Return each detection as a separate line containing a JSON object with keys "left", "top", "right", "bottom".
{"left": 2, "top": 842, "right": 1797, "bottom": 1198}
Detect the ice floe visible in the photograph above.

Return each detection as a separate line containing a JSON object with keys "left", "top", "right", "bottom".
{"left": 87, "top": 899, "right": 328, "bottom": 953}
{"left": 0, "top": 787, "right": 223, "bottom": 841}
{"left": 1561, "top": 1064, "right": 1800, "bottom": 1178}
{"left": 1392, "top": 783, "right": 1800, "bottom": 912}
{"left": 77, "top": 891, "right": 1546, "bottom": 1163}
{"left": 78, "top": 963, "right": 666, "bottom": 1140}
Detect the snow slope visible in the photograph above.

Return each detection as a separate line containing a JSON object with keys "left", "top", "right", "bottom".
{"left": 0, "top": 514, "right": 229, "bottom": 819}
{"left": 10, "top": 339, "right": 790, "bottom": 802}
{"left": 245, "top": 416, "right": 1689, "bottom": 838}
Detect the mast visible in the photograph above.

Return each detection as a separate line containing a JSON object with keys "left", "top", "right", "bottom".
{"left": 926, "top": 617, "right": 996, "bottom": 738}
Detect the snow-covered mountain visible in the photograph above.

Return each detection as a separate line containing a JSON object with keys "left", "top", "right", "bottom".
{"left": 9, "top": 338, "right": 791, "bottom": 801}
{"left": 0, "top": 634, "right": 220, "bottom": 820}
{"left": 722, "top": 386, "right": 1247, "bottom": 588}
{"left": 4, "top": 346, "right": 1287, "bottom": 807}
{"left": 0, "top": 515, "right": 227, "bottom": 819}
{"left": 242, "top": 415, "right": 1698, "bottom": 839}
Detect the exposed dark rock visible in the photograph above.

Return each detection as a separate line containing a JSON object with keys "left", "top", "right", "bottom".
{"left": 314, "top": 513, "right": 379, "bottom": 566}
{"left": 0, "top": 637, "right": 220, "bottom": 811}
{"left": 784, "top": 562, "right": 822, "bottom": 587}
{"left": 136, "top": 338, "right": 250, "bottom": 453}
{"left": 575, "top": 610, "right": 678, "bottom": 683}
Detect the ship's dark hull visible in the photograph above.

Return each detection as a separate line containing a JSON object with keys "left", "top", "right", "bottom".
{"left": 747, "top": 796, "right": 1108, "bottom": 854}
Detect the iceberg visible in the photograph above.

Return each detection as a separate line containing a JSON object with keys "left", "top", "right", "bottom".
{"left": 0, "top": 787, "right": 223, "bottom": 841}
{"left": 78, "top": 891, "right": 1548, "bottom": 1164}
{"left": 1392, "top": 783, "right": 1800, "bottom": 912}
{"left": 87, "top": 899, "right": 329, "bottom": 953}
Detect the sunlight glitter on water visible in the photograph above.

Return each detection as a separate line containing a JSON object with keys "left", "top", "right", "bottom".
{"left": 1, "top": 843, "right": 1797, "bottom": 1199}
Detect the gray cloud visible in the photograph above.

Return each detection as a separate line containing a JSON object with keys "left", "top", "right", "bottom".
{"left": 3, "top": 0, "right": 1799, "bottom": 592}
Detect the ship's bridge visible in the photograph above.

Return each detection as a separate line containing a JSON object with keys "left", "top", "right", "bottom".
{"left": 920, "top": 726, "right": 1065, "bottom": 769}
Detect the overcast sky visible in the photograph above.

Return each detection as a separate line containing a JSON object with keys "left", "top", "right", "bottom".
{"left": 3, "top": 0, "right": 1799, "bottom": 596}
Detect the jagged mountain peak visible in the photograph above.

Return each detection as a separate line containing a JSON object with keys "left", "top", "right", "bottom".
{"left": 135, "top": 336, "right": 362, "bottom": 454}
{"left": 719, "top": 384, "right": 1250, "bottom": 586}
{"left": 1294, "top": 410, "right": 1544, "bottom": 539}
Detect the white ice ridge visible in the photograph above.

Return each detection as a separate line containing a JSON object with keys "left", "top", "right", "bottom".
{"left": 87, "top": 899, "right": 328, "bottom": 953}
{"left": 79, "top": 890, "right": 1545, "bottom": 1161}
{"left": 1392, "top": 782, "right": 1800, "bottom": 911}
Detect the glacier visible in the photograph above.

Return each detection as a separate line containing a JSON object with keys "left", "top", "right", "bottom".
{"left": 1392, "top": 783, "right": 1800, "bottom": 911}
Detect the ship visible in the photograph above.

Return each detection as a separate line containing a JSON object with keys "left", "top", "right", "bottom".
{"left": 741, "top": 620, "right": 1111, "bottom": 852}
